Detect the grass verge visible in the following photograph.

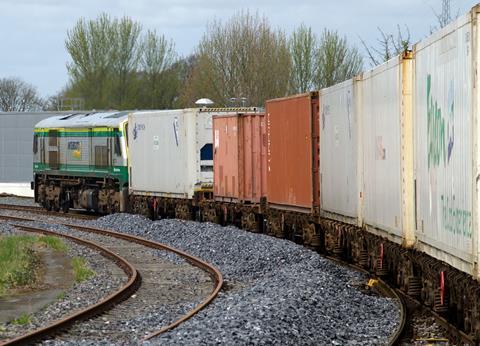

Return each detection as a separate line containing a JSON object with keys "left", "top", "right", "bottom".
{"left": 0, "top": 235, "right": 68, "bottom": 296}
{"left": 71, "top": 257, "right": 95, "bottom": 282}
{"left": 11, "top": 313, "right": 31, "bottom": 325}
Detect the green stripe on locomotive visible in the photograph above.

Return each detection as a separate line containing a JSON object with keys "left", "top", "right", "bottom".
{"left": 33, "top": 126, "right": 129, "bottom": 189}
{"left": 33, "top": 163, "right": 129, "bottom": 187}
{"left": 34, "top": 129, "right": 123, "bottom": 137}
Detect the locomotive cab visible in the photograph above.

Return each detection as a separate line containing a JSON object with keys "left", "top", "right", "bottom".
{"left": 32, "top": 112, "right": 129, "bottom": 213}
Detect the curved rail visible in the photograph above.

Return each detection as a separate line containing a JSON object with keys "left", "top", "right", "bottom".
{"left": 394, "top": 287, "right": 473, "bottom": 344}
{"left": 0, "top": 203, "right": 98, "bottom": 220}
{"left": 63, "top": 223, "right": 224, "bottom": 341}
{"left": 0, "top": 214, "right": 223, "bottom": 343}
{"left": 324, "top": 255, "right": 406, "bottom": 346}
{"left": 0, "top": 221, "right": 139, "bottom": 346}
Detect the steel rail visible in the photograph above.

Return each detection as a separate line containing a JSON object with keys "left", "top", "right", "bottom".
{"left": 394, "top": 288, "right": 473, "bottom": 345}
{"left": 0, "top": 221, "right": 139, "bottom": 346}
{"left": 0, "top": 214, "right": 224, "bottom": 343}
{"left": 0, "top": 203, "right": 98, "bottom": 220}
{"left": 63, "top": 223, "right": 224, "bottom": 341}
{"left": 324, "top": 255, "right": 407, "bottom": 346}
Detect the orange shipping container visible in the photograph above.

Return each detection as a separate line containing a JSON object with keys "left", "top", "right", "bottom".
{"left": 213, "top": 113, "right": 267, "bottom": 203}
{"left": 266, "top": 92, "right": 320, "bottom": 212}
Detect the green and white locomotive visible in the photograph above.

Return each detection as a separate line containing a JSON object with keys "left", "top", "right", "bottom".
{"left": 32, "top": 111, "right": 129, "bottom": 213}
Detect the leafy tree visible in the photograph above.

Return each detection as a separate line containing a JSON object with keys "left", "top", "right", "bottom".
{"left": 316, "top": 29, "right": 363, "bottom": 89}
{"left": 289, "top": 24, "right": 318, "bottom": 93}
{"left": 140, "top": 30, "right": 177, "bottom": 108}
{"left": 65, "top": 13, "right": 180, "bottom": 109}
{"left": 0, "top": 77, "right": 43, "bottom": 112}
{"left": 181, "top": 11, "right": 291, "bottom": 107}
{"left": 65, "top": 13, "right": 116, "bottom": 108}
{"left": 111, "top": 17, "right": 142, "bottom": 108}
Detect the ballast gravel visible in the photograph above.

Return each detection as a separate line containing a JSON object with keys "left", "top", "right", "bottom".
{"left": 86, "top": 213, "right": 400, "bottom": 345}
{"left": 0, "top": 225, "right": 126, "bottom": 342}
{"left": 0, "top": 196, "right": 38, "bottom": 207}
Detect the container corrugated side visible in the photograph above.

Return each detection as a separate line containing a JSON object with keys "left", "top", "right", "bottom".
{"left": 266, "top": 92, "right": 319, "bottom": 212}
{"left": 361, "top": 56, "right": 406, "bottom": 242}
{"left": 213, "top": 113, "right": 266, "bottom": 203}
{"left": 214, "top": 115, "right": 240, "bottom": 199}
{"left": 128, "top": 109, "right": 197, "bottom": 198}
{"left": 239, "top": 113, "right": 267, "bottom": 202}
{"left": 320, "top": 79, "right": 359, "bottom": 223}
{"left": 413, "top": 11, "right": 475, "bottom": 274}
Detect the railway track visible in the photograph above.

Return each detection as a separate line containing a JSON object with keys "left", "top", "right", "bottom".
{"left": 2, "top": 201, "right": 451, "bottom": 344}
{"left": 395, "top": 289, "right": 472, "bottom": 345}
{"left": 0, "top": 221, "right": 138, "bottom": 345}
{"left": 0, "top": 214, "right": 223, "bottom": 344}
{"left": 323, "top": 255, "right": 406, "bottom": 345}
{"left": 325, "top": 252, "right": 474, "bottom": 345}
{"left": 0, "top": 203, "right": 98, "bottom": 220}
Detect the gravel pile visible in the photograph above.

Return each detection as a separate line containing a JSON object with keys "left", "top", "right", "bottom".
{"left": 86, "top": 213, "right": 401, "bottom": 345}
{"left": 0, "top": 226, "right": 127, "bottom": 341}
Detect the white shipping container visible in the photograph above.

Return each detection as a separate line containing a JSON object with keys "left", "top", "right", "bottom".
{"left": 360, "top": 54, "right": 414, "bottom": 245}
{"left": 128, "top": 109, "right": 214, "bottom": 198}
{"left": 320, "top": 79, "right": 359, "bottom": 224}
{"left": 413, "top": 11, "right": 477, "bottom": 274}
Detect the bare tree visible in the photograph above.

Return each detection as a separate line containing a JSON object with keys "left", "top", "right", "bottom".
{"left": 289, "top": 24, "right": 318, "bottom": 94}
{"left": 0, "top": 77, "right": 43, "bottom": 112}
{"left": 430, "top": 0, "right": 458, "bottom": 32}
{"left": 181, "top": 11, "right": 291, "bottom": 107}
{"left": 317, "top": 29, "right": 363, "bottom": 89}
{"left": 361, "top": 25, "right": 411, "bottom": 67}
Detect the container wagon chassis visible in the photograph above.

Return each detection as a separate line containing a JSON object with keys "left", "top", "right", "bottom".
{"left": 131, "top": 195, "right": 480, "bottom": 340}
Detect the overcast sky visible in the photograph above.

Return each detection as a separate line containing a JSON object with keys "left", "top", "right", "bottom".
{"left": 0, "top": 0, "right": 477, "bottom": 97}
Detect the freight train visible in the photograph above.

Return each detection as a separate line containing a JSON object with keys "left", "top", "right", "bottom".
{"left": 32, "top": 5, "right": 480, "bottom": 339}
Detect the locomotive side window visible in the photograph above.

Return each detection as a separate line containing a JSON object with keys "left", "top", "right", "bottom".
{"left": 114, "top": 132, "right": 121, "bottom": 156}
{"left": 124, "top": 123, "right": 129, "bottom": 148}
{"left": 49, "top": 130, "right": 58, "bottom": 146}
{"left": 33, "top": 134, "right": 38, "bottom": 154}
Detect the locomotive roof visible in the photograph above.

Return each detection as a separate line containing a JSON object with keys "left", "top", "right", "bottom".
{"left": 34, "top": 111, "right": 129, "bottom": 129}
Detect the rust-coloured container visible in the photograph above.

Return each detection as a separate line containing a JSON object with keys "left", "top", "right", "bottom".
{"left": 266, "top": 92, "right": 320, "bottom": 212}
{"left": 213, "top": 113, "right": 267, "bottom": 203}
